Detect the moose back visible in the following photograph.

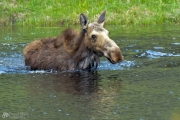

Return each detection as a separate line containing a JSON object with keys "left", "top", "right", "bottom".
{"left": 23, "top": 11, "right": 124, "bottom": 71}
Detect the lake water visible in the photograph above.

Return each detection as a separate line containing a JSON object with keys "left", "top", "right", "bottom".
{"left": 0, "top": 25, "right": 180, "bottom": 120}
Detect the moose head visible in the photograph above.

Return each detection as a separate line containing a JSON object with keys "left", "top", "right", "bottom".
{"left": 80, "top": 10, "right": 124, "bottom": 64}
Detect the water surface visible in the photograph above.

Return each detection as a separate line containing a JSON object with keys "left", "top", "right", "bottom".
{"left": 0, "top": 25, "right": 180, "bottom": 120}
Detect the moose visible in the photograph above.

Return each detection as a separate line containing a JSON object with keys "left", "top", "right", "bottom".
{"left": 23, "top": 11, "right": 124, "bottom": 71}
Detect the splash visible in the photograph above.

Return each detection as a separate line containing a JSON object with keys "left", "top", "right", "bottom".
{"left": 98, "top": 60, "right": 136, "bottom": 70}
{"left": 28, "top": 70, "right": 54, "bottom": 74}
{"left": 139, "top": 50, "right": 180, "bottom": 58}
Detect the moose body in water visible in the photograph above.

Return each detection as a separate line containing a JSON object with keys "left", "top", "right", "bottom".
{"left": 23, "top": 11, "right": 124, "bottom": 71}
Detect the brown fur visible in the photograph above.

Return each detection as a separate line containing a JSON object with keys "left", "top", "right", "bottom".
{"left": 23, "top": 11, "right": 123, "bottom": 71}
{"left": 24, "top": 28, "right": 99, "bottom": 71}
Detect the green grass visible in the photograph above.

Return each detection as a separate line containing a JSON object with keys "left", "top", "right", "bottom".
{"left": 0, "top": 0, "right": 180, "bottom": 26}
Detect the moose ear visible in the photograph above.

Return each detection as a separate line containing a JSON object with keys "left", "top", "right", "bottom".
{"left": 97, "top": 10, "right": 106, "bottom": 26}
{"left": 80, "top": 13, "right": 89, "bottom": 30}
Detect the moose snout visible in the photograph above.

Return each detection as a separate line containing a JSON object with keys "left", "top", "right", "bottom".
{"left": 109, "top": 48, "right": 124, "bottom": 64}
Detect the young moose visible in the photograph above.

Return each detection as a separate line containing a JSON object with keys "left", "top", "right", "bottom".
{"left": 23, "top": 11, "right": 124, "bottom": 71}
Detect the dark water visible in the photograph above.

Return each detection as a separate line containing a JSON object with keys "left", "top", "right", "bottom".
{"left": 0, "top": 25, "right": 180, "bottom": 120}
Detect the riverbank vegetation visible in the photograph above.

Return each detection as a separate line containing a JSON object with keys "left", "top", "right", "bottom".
{"left": 0, "top": 0, "right": 180, "bottom": 26}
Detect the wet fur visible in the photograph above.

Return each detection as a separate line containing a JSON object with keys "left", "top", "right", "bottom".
{"left": 23, "top": 28, "right": 100, "bottom": 71}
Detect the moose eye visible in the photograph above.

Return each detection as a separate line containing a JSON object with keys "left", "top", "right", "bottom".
{"left": 91, "top": 35, "right": 97, "bottom": 39}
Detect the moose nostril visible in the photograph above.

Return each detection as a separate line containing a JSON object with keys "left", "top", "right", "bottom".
{"left": 118, "top": 59, "right": 121, "bottom": 62}
{"left": 118, "top": 56, "right": 124, "bottom": 62}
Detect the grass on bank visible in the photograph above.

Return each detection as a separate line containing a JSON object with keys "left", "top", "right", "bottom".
{"left": 0, "top": 0, "right": 180, "bottom": 26}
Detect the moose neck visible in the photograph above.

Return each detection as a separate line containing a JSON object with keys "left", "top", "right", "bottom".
{"left": 73, "top": 29, "right": 100, "bottom": 70}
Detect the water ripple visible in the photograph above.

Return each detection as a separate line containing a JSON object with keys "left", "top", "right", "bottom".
{"left": 98, "top": 60, "right": 135, "bottom": 70}
{"left": 0, "top": 56, "right": 135, "bottom": 74}
{"left": 139, "top": 50, "right": 180, "bottom": 58}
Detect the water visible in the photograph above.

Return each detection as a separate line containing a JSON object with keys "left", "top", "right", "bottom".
{"left": 0, "top": 25, "right": 180, "bottom": 120}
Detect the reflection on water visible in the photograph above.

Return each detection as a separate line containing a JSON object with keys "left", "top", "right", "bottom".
{"left": 0, "top": 25, "right": 180, "bottom": 119}
{"left": 27, "top": 71, "right": 100, "bottom": 95}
